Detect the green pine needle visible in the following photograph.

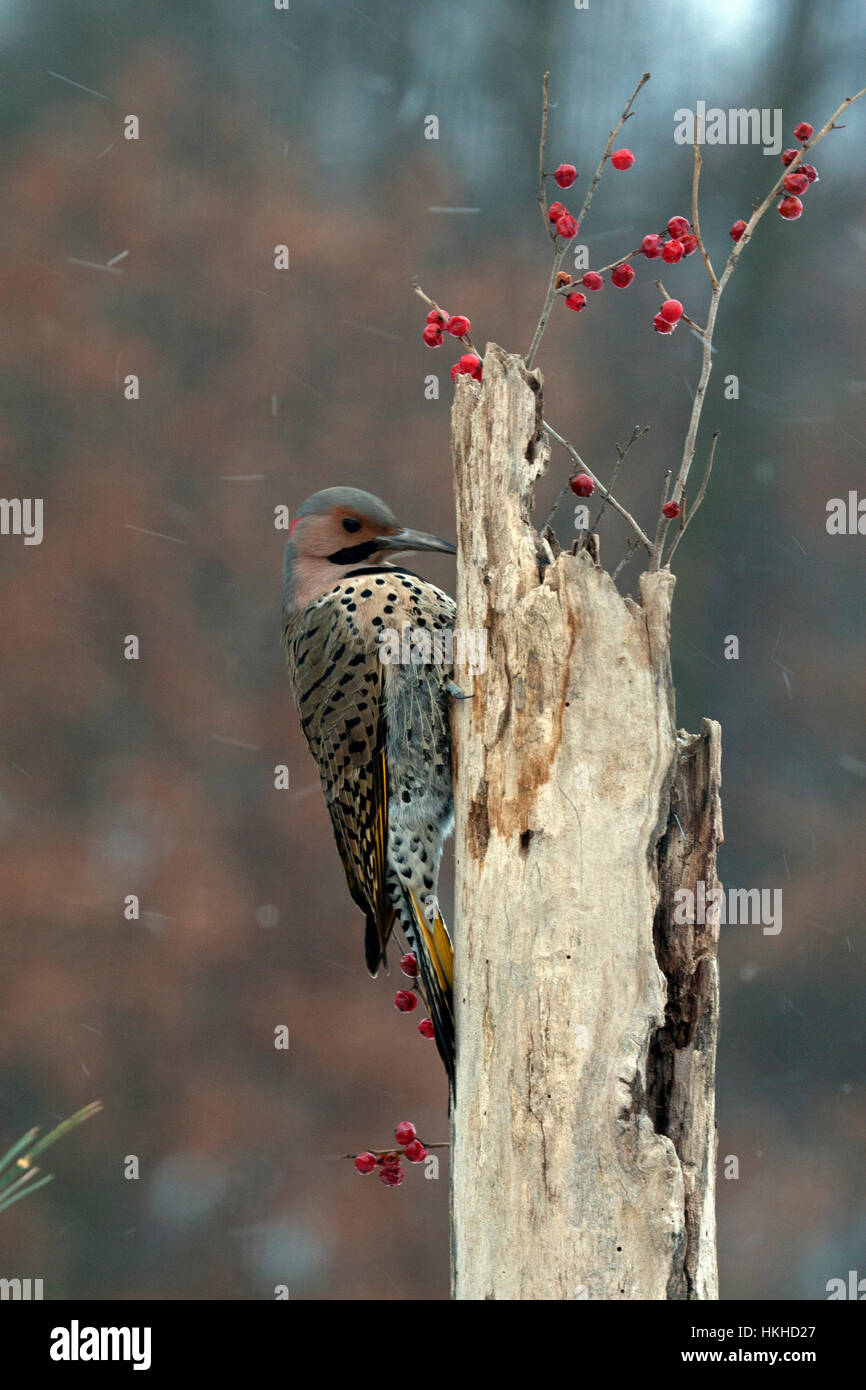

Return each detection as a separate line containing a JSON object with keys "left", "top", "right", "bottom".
{"left": 0, "top": 1102, "right": 102, "bottom": 1215}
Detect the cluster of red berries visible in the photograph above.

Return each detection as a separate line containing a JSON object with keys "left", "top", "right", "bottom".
{"left": 354, "top": 1121, "right": 429, "bottom": 1187}
{"left": 422, "top": 307, "right": 482, "bottom": 383}
{"left": 557, "top": 260, "right": 636, "bottom": 313}
{"left": 640, "top": 214, "right": 699, "bottom": 263}
{"left": 561, "top": 212, "right": 695, "bottom": 332}
{"left": 393, "top": 952, "right": 436, "bottom": 1040}
{"left": 547, "top": 200, "right": 579, "bottom": 240}
{"left": 731, "top": 120, "right": 819, "bottom": 239}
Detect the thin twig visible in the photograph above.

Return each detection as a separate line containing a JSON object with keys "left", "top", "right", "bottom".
{"left": 525, "top": 245, "right": 568, "bottom": 369}
{"left": 541, "top": 477, "right": 577, "bottom": 536}
{"left": 612, "top": 540, "right": 638, "bottom": 583}
{"left": 538, "top": 72, "right": 557, "bottom": 246}
{"left": 576, "top": 72, "right": 651, "bottom": 229}
{"left": 526, "top": 72, "right": 651, "bottom": 370}
{"left": 665, "top": 430, "right": 719, "bottom": 566}
{"left": 591, "top": 425, "right": 649, "bottom": 531}
{"left": 691, "top": 137, "right": 717, "bottom": 290}
{"left": 544, "top": 419, "right": 653, "bottom": 552}
{"left": 338, "top": 1142, "right": 450, "bottom": 1160}
{"left": 649, "top": 469, "right": 672, "bottom": 560}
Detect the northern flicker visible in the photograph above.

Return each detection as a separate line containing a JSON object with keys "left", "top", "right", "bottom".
{"left": 282, "top": 487, "right": 457, "bottom": 1084}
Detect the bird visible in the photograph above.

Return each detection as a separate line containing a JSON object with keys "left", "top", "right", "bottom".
{"left": 282, "top": 487, "right": 457, "bottom": 1085}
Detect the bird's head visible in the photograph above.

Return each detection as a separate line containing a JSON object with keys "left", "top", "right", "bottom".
{"left": 283, "top": 487, "right": 455, "bottom": 611}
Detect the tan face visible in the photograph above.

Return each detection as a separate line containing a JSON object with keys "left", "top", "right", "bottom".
{"left": 292, "top": 507, "right": 397, "bottom": 558}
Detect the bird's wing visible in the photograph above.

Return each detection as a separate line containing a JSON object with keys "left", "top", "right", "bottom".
{"left": 288, "top": 593, "right": 394, "bottom": 968}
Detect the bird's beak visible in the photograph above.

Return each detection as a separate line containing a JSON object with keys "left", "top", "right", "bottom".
{"left": 374, "top": 526, "right": 456, "bottom": 556}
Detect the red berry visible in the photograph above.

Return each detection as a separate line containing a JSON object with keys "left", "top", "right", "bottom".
{"left": 729, "top": 219, "right": 747, "bottom": 242}
{"left": 451, "top": 353, "right": 482, "bottom": 384}
{"left": 446, "top": 314, "right": 471, "bottom": 338}
{"left": 661, "top": 239, "right": 684, "bottom": 264}
{"left": 422, "top": 324, "right": 443, "bottom": 348}
{"left": 555, "top": 213, "right": 579, "bottom": 239}
{"left": 801, "top": 164, "right": 819, "bottom": 184}
{"left": 378, "top": 1164, "right": 405, "bottom": 1187}
{"left": 418, "top": 1017, "right": 436, "bottom": 1039}
{"left": 548, "top": 200, "right": 567, "bottom": 221}
{"left": 394, "top": 1121, "right": 416, "bottom": 1146}
{"left": 565, "top": 291, "right": 586, "bottom": 312}
{"left": 581, "top": 271, "right": 604, "bottom": 291}
{"left": 399, "top": 952, "right": 417, "bottom": 978}
{"left": 404, "top": 1139, "right": 428, "bottom": 1163}
{"left": 653, "top": 313, "right": 674, "bottom": 335}
{"left": 662, "top": 500, "right": 681, "bottom": 519}
{"left": 660, "top": 298, "right": 683, "bottom": 324}
{"left": 794, "top": 121, "right": 813, "bottom": 142}
{"left": 354, "top": 1151, "right": 378, "bottom": 1175}
{"left": 610, "top": 148, "right": 635, "bottom": 170}
{"left": 667, "top": 216, "right": 690, "bottom": 239}
{"left": 569, "top": 473, "right": 595, "bottom": 498}
{"left": 640, "top": 233, "right": 664, "bottom": 260}
{"left": 679, "top": 234, "right": 698, "bottom": 257}
{"left": 783, "top": 170, "right": 809, "bottom": 196}
{"left": 781, "top": 148, "right": 798, "bottom": 166}
{"left": 378, "top": 1151, "right": 401, "bottom": 1167}
{"left": 426, "top": 307, "right": 447, "bottom": 325}
{"left": 611, "top": 262, "right": 635, "bottom": 288}
{"left": 394, "top": 989, "right": 418, "bottom": 1012}
{"left": 554, "top": 163, "right": 577, "bottom": 188}
{"left": 778, "top": 195, "right": 803, "bottom": 220}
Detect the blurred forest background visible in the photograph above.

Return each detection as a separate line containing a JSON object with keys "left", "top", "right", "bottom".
{"left": 0, "top": 0, "right": 864, "bottom": 1300}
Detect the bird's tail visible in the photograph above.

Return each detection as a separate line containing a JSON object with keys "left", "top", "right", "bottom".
{"left": 403, "top": 887, "right": 455, "bottom": 1089}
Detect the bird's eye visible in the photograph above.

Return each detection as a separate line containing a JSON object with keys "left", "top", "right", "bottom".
{"left": 342, "top": 517, "right": 362, "bottom": 533}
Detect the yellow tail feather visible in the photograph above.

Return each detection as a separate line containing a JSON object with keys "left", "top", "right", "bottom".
{"left": 408, "top": 888, "right": 453, "bottom": 994}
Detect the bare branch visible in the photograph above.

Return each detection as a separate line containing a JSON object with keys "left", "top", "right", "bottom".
{"left": 649, "top": 469, "right": 673, "bottom": 567}
{"left": 691, "top": 139, "right": 717, "bottom": 290}
{"left": 591, "top": 424, "right": 649, "bottom": 531}
{"left": 665, "top": 430, "right": 719, "bottom": 566}
{"left": 576, "top": 71, "right": 651, "bottom": 229}
{"left": 538, "top": 72, "right": 557, "bottom": 246}
{"left": 337, "top": 1142, "right": 450, "bottom": 1160}
{"left": 611, "top": 539, "right": 638, "bottom": 583}
{"left": 525, "top": 244, "right": 569, "bottom": 369}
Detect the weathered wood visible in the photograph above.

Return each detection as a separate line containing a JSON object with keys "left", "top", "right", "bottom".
{"left": 449, "top": 344, "right": 721, "bottom": 1301}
